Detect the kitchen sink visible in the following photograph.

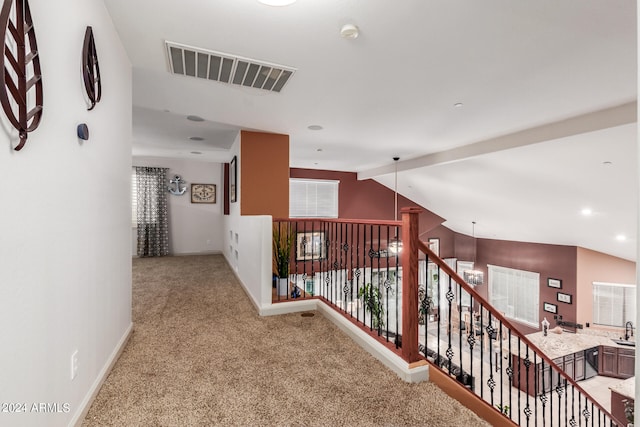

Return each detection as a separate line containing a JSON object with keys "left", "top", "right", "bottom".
{"left": 611, "top": 339, "right": 636, "bottom": 347}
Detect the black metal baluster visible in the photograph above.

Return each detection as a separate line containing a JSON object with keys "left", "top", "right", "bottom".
{"left": 348, "top": 223, "right": 354, "bottom": 318}
{"left": 534, "top": 354, "right": 539, "bottom": 427}
{"left": 394, "top": 224, "right": 399, "bottom": 349}
{"left": 563, "top": 377, "right": 568, "bottom": 427}
{"left": 498, "top": 320, "right": 504, "bottom": 419}
{"left": 548, "top": 361, "right": 552, "bottom": 427}
{"left": 339, "top": 222, "right": 346, "bottom": 311}
{"left": 445, "top": 266, "right": 453, "bottom": 375}
{"left": 467, "top": 294, "right": 475, "bottom": 394}
{"left": 524, "top": 346, "right": 531, "bottom": 426}
{"left": 479, "top": 305, "right": 484, "bottom": 400}
{"left": 456, "top": 281, "right": 462, "bottom": 387}
{"left": 487, "top": 312, "right": 496, "bottom": 408}
{"left": 506, "top": 327, "right": 513, "bottom": 422}
{"left": 516, "top": 336, "right": 522, "bottom": 426}
{"left": 384, "top": 225, "right": 390, "bottom": 342}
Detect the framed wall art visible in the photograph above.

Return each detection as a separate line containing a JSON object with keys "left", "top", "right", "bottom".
{"left": 543, "top": 302, "right": 558, "bottom": 314}
{"left": 547, "top": 278, "right": 562, "bottom": 289}
{"left": 191, "top": 184, "right": 216, "bottom": 203}
{"left": 557, "top": 292, "right": 572, "bottom": 304}
{"left": 230, "top": 156, "right": 237, "bottom": 203}
{"left": 296, "top": 231, "right": 326, "bottom": 261}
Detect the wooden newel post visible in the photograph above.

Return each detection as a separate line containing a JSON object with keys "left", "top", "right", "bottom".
{"left": 401, "top": 207, "right": 422, "bottom": 363}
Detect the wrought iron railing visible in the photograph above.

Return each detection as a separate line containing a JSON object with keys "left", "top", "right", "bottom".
{"left": 273, "top": 209, "right": 621, "bottom": 426}
{"left": 273, "top": 217, "right": 404, "bottom": 348}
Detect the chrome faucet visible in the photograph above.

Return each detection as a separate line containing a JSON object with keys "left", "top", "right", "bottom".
{"left": 624, "top": 321, "right": 634, "bottom": 341}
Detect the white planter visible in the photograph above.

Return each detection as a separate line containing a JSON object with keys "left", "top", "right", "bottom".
{"left": 278, "top": 277, "right": 289, "bottom": 296}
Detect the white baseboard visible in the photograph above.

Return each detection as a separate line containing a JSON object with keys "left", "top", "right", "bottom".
{"left": 259, "top": 299, "right": 318, "bottom": 316}
{"left": 70, "top": 323, "right": 133, "bottom": 427}
{"left": 171, "top": 250, "right": 222, "bottom": 256}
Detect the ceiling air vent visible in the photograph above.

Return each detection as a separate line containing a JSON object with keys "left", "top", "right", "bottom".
{"left": 165, "top": 41, "right": 295, "bottom": 93}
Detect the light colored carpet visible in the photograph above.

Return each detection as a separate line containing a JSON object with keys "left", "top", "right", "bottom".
{"left": 83, "top": 255, "right": 489, "bottom": 426}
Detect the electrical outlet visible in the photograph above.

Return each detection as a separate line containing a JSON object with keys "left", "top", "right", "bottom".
{"left": 206, "top": 239, "right": 211, "bottom": 246}
{"left": 71, "top": 350, "right": 78, "bottom": 380}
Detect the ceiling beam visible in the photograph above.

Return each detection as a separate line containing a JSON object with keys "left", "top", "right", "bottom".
{"left": 358, "top": 101, "right": 637, "bottom": 179}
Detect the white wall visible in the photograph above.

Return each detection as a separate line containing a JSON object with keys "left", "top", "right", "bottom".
{"left": 0, "top": 1, "right": 132, "bottom": 426}
{"left": 222, "top": 135, "right": 273, "bottom": 311}
{"left": 132, "top": 157, "right": 223, "bottom": 256}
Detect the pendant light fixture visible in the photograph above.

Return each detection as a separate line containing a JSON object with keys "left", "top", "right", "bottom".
{"left": 463, "top": 221, "right": 484, "bottom": 285}
{"left": 388, "top": 157, "right": 402, "bottom": 254}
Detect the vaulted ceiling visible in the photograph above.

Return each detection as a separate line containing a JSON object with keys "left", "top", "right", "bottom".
{"left": 103, "top": 0, "right": 637, "bottom": 261}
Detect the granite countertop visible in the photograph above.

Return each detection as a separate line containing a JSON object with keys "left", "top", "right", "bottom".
{"left": 610, "top": 376, "right": 635, "bottom": 400}
{"left": 506, "top": 330, "right": 635, "bottom": 360}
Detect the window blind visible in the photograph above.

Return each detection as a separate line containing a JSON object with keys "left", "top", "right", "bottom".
{"left": 488, "top": 264, "right": 540, "bottom": 328}
{"left": 289, "top": 179, "right": 339, "bottom": 218}
{"left": 593, "top": 282, "right": 636, "bottom": 327}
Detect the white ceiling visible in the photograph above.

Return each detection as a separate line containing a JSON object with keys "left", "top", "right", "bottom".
{"left": 103, "top": 0, "right": 638, "bottom": 261}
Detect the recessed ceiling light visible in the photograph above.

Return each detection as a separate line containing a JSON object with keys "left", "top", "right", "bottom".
{"left": 308, "top": 125, "right": 323, "bottom": 130}
{"left": 340, "top": 24, "right": 359, "bottom": 39}
{"left": 190, "top": 151, "right": 202, "bottom": 155}
{"left": 581, "top": 208, "right": 593, "bottom": 216}
{"left": 316, "top": 148, "right": 323, "bottom": 152}
{"left": 454, "top": 102, "right": 464, "bottom": 108}
{"left": 189, "top": 136, "right": 205, "bottom": 141}
{"left": 258, "top": 0, "right": 297, "bottom": 6}
{"left": 603, "top": 161, "right": 613, "bottom": 166}
{"left": 187, "top": 115, "right": 204, "bottom": 122}
{"left": 616, "top": 234, "right": 627, "bottom": 242}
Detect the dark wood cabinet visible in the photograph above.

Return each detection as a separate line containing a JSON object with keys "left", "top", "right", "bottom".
{"left": 618, "top": 348, "right": 635, "bottom": 378}
{"left": 514, "top": 345, "right": 635, "bottom": 396}
{"left": 600, "top": 346, "right": 618, "bottom": 376}
{"left": 515, "top": 352, "right": 586, "bottom": 396}
{"left": 563, "top": 354, "right": 575, "bottom": 380}
{"left": 574, "top": 351, "right": 585, "bottom": 381}
{"left": 598, "top": 346, "right": 635, "bottom": 379}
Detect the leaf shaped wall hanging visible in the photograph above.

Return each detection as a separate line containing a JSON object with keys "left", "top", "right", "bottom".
{"left": 82, "top": 26, "right": 101, "bottom": 111}
{"left": 0, "top": 0, "right": 43, "bottom": 151}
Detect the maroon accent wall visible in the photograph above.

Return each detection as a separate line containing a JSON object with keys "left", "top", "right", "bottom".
{"left": 290, "top": 168, "right": 636, "bottom": 338}
{"left": 290, "top": 168, "right": 445, "bottom": 232}
{"left": 465, "top": 238, "right": 578, "bottom": 335}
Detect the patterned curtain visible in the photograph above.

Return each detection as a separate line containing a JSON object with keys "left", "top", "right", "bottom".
{"left": 136, "top": 166, "right": 169, "bottom": 257}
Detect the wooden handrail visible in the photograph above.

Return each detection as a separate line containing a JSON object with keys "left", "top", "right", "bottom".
{"left": 273, "top": 217, "right": 402, "bottom": 227}
{"left": 417, "top": 239, "right": 616, "bottom": 422}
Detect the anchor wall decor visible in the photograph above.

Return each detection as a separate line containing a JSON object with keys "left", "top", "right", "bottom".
{"left": 0, "top": 0, "right": 44, "bottom": 151}
{"left": 167, "top": 175, "right": 187, "bottom": 195}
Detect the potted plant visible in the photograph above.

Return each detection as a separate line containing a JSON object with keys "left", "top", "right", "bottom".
{"left": 624, "top": 399, "right": 634, "bottom": 427}
{"left": 358, "top": 282, "right": 384, "bottom": 331}
{"left": 273, "top": 223, "right": 294, "bottom": 296}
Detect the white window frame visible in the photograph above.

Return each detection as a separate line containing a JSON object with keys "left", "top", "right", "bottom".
{"left": 289, "top": 178, "right": 339, "bottom": 218}
{"left": 488, "top": 264, "right": 540, "bottom": 328}
{"left": 592, "top": 282, "right": 636, "bottom": 327}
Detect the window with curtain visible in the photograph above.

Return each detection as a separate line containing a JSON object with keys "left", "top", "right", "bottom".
{"left": 593, "top": 282, "right": 636, "bottom": 327}
{"left": 488, "top": 264, "right": 539, "bottom": 328}
{"left": 135, "top": 166, "right": 169, "bottom": 257}
{"left": 289, "top": 178, "right": 339, "bottom": 218}
{"left": 131, "top": 168, "right": 138, "bottom": 227}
